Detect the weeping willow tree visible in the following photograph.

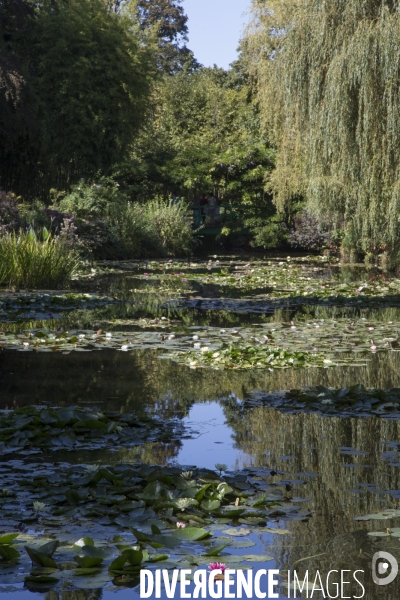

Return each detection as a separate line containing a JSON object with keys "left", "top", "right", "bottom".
{"left": 247, "top": 0, "right": 400, "bottom": 252}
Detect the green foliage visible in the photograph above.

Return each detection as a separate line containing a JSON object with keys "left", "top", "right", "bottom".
{"left": 135, "top": 0, "right": 200, "bottom": 73}
{"left": 126, "top": 66, "right": 274, "bottom": 206}
{"left": 0, "top": 0, "right": 154, "bottom": 199}
{"left": 0, "top": 230, "right": 81, "bottom": 289}
{"left": 57, "top": 177, "right": 127, "bottom": 220}
{"left": 57, "top": 182, "right": 195, "bottom": 257}
{"left": 247, "top": 214, "right": 289, "bottom": 250}
{"left": 248, "top": 0, "right": 400, "bottom": 251}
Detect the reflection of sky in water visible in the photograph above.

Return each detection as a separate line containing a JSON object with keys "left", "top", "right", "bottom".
{"left": 175, "top": 401, "right": 253, "bottom": 471}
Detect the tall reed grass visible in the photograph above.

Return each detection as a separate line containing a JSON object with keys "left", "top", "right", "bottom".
{"left": 0, "top": 230, "right": 81, "bottom": 289}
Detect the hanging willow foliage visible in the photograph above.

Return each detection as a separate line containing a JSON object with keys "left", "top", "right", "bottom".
{"left": 246, "top": 0, "right": 400, "bottom": 250}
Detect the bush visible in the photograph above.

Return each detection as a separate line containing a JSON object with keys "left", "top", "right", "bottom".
{"left": 247, "top": 214, "right": 289, "bottom": 249}
{"left": 288, "top": 210, "right": 333, "bottom": 251}
{"left": 0, "top": 229, "right": 81, "bottom": 289}
{"left": 141, "top": 198, "right": 194, "bottom": 256}
{"left": 56, "top": 181, "right": 196, "bottom": 258}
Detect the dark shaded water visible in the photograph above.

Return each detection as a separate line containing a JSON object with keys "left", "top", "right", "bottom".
{"left": 2, "top": 257, "right": 400, "bottom": 599}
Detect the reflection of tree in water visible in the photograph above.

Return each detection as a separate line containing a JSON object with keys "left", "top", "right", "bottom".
{"left": 5, "top": 344, "right": 400, "bottom": 412}
{"left": 46, "top": 590, "right": 103, "bottom": 600}
{"left": 223, "top": 401, "right": 400, "bottom": 599}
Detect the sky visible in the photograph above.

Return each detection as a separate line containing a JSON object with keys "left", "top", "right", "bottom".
{"left": 183, "top": 0, "right": 252, "bottom": 70}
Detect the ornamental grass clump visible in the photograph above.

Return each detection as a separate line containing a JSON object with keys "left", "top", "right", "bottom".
{"left": 0, "top": 229, "right": 81, "bottom": 289}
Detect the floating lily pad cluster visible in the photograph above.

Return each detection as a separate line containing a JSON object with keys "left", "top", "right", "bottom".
{"left": 0, "top": 292, "right": 117, "bottom": 324}
{"left": 173, "top": 344, "right": 331, "bottom": 371}
{"left": 1, "top": 314, "right": 395, "bottom": 368}
{"left": 0, "top": 406, "right": 185, "bottom": 455}
{"left": 0, "top": 464, "right": 307, "bottom": 591}
{"left": 245, "top": 384, "right": 400, "bottom": 419}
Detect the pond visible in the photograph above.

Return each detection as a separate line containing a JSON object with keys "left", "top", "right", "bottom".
{"left": 2, "top": 255, "right": 400, "bottom": 599}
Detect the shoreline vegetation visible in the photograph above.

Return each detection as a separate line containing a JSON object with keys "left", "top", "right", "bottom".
{"left": 3, "top": 1, "right": 400, "bottom": 285}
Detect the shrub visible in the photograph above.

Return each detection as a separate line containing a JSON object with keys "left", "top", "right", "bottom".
{"left": 288, "top": 210, "right": 333, "bottom": 251}
{"left": 247, "top": 214, "right": 289, "bottom": 249}
{"left": 56, "top": 182, "right": 196, "bottom": 258}
{"left": 57, "top": 177, "right": 127, "bottom": 219}
{"left": 0, "top": 229, "right": 81, "bottom": 289}
{"left": 141, "top": 198, "right": 194, "bottom": 256}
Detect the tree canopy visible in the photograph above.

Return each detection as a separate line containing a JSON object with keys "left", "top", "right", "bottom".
{"left": 247, "top": 0, "right": 400, "bottom": 251}
{"left": 0, "top": 0, "right": 154, "bottom": 199}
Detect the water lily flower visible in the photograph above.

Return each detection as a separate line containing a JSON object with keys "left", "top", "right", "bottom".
{"left": 209, "top": 563, "right": 227, "bottom": 573}
{"left": 370, "top": 341, "right": 377, "bottom": 351}
{"left": 85, "top": 465, "right": 99, "bottom": 473}
{"left": 193, "top": 335, "right": 199, "bottom": 340}
{"left": 194, "top": 343, "right": 201, "bottom": 348}
{"left": 121, "top": 345, "right": 129, "bottom": 351}
{"left": 106, "top": 333, "right": 112, "bottom": 338}
{"left": 215, "top": 463, "right": 227, "bottom": 473}
{"left": 200, "top": 346, "right": 210, "bottom": 353}
{"left": 176, "top": 522, "right": 186, "bottom": 529}
{"left": 33, "top": 501, "right": 47, "bottom": 512}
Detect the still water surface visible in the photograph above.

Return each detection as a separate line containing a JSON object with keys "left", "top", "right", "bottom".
{"left": 2, "top": 257, "right": 400, "bottom": 599}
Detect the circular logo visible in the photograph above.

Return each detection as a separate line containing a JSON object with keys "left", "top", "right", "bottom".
{"left": 372, "top": 552, "right": 398, "bottom": 586}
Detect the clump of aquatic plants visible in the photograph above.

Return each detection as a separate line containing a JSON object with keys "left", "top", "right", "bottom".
{"left": 156, "top": 260, "right": 400, "bottom": 307}
{"left": 0, "top": 229, "right": 81, "bottom": 289}
{"left": 0, "top": 464, "right": 306, "bottom": 591}
{"left": 245, "top": 384, "right": 400, "bottom": 419}
{"left": 176, "top": 344, "right": 331, "bottom": 370}
{"left": 0, "top": 292, "right": 118, "bottom": 324}
{"left": 0, "top": 406, "right": 185, "bottom": 455}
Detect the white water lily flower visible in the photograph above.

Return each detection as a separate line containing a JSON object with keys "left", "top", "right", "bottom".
{"left": 78, "top": 334, "right": 85, "bottom": 339}
{"left": 168, "top": 334, "right": 175, "bottom": 340}
{"left": 200, "top": 346, "right": 210, "bottom": 353}
{"left": 121, "top": 345, "right": 129, "bottom": 351}
{"left": 105, "top": 332, "right": 112, "bottom": 338}
{"left": 23, "top": 342, "right": 29, "bottom": 347}
{"left": 194, "top": 343, "right": 201, "bottom": 349}
{"left": 85, "top": 465, "right": 99, "bottom": 473}
{"left": 220, "top": 329, "right": 226, "bottom": 333}
{"left": 193, "top": 335, "right": 199, "bottom": 340}
{"left": 33, "top": 501, "right": 47, "bottom": 512}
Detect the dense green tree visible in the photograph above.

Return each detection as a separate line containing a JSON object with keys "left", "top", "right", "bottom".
{"left": 135, "top": 0, "right": 200, "bottom": 73}
{"left": 0, "top": 0, "right": 154, "bottom": 199}
{"left": 247, "top": 0, "right": 400, "bottom": 252}
{"left": 123, "top": 65, "right": 274, "bottom": 209}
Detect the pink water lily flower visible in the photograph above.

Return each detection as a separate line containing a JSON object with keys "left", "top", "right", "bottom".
{"left": 209, "top": 563, "right": 227, "bottom": 573}
{"left": 176, "top": 522, "right": 186, "bottom": 529}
